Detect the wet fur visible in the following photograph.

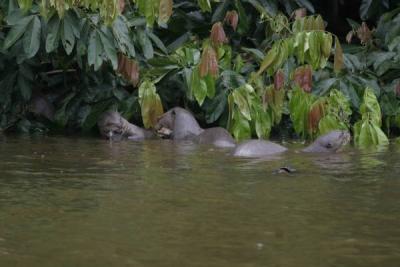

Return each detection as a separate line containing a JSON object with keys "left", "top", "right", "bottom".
{"left": 155, "top": 107, "right": 235, "bottom": 147}
{"left": 98, "top": 111, "right": 155, "bottom": 140}
{"left": 234, "top": 130, "right": 350, "bottom": 158}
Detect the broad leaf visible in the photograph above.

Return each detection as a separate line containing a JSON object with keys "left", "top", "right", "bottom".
{"left": 3, "top": 15, "right": 33, "bottom": 50}
{"left": 23, "top": 16, "right": 41, "bottom": 58}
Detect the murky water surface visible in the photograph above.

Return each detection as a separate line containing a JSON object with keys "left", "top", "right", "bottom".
{"left": 0, "top": 135, "right": 399, "bottom": 267}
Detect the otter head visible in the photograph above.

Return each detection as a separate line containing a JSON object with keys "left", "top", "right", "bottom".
{"left": 302, "top": 130, "right": 351, "bottom": 153}
{"left": 155, "top": 108, "right": 176, "bottom": 137}
{"left": 97, "top": 111, "right": 124, "bottom": 140}
{"left": 155, "top": 107, "right": 203, "bottom": 140}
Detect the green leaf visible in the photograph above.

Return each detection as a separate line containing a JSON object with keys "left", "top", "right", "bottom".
{"left": 138, "top": 29, "right": 154, "bottom": 59}
{"left": 334, "top": 36, "right": 344, "bottom": 73}
{"left": 87, "top": 30, "right": 104, "bottom": 71}
{"left": 314, "top": 78, "right": 337, "bottom": 96}
{"left": 45, "top": 14, "right": 61, "bottom": 53}
{"left": 321, "top": 32, "right": 332, "bottom": 58}
{"left": 360, "top": 0, "right": 373, "bottom": 20}
{"left": 136, "top": 0, "right": 158, "bottom": 26}
{"left": 307, "top": 31, "right": 320, "bottom": 69}
{"left": 232, "top": 109, "right": 251, "bottom": 140}
{"left": 235, "top": 0, "right": 250, "bottom": 34}
{"left": 295, "top": 0, "right": 315, "bottom": 13}
{"left": 354, "top": 120, "right": 388, "bottom": 148}
{"left": 204, "top": 74, "right": 215, "bottom": 99}
{"left": 147, "top": 31, "right": 168, "bottom": 54}
{"left": 3, "top": 15, "right": 33, "bottom": 50}
{"left": 289, "top": 87, "right": 315, "bottom": 137}
{"left": 319, "top": 115, "right": 342, "bottom": 134}
{"left": 294, "top": 31, "right": 306, "bottom": 64}
{"left": 203, "top": 90, "right": 227, "bottom": 123}
{"left": 257, "top": 46, "right": 277, "bottom": 75}
{"left": 195, "top": 80, "right": 208, "bottom": 106}
{"left": 198, "top": 0, "right": 211, "bottom": 12}
{"left": 191, "top": 68, "right": 207, "bottom": 106}
{"left": 314, "top": 15, "right": 325, "bottom": 30}
{"left": 22, "top": 16, "right": 41, "bottom": 58}
{"left": 360, "top": 88, "right": 382, "bottom": 125}
{"left": 212, "top": 0, "right": 230, "bottom": 23}
{"left": 241, "top": 47, "right": 265, "bottom": 61}
{"left": 112, "top": 16, "right": 136, "bottom": 57}
{"left": 138, "top": 80, "right": 164, "bottom": 128}
{"left": 254, "top": 108, "right": 271, "bottom": 138}
{"left": 6, "top": 9, "right": 26, "bottom": 25}
{"left": 232, "top": 89, "right": 251, "bottom": 121}
{"left": 99, "top": 26, "right": 118, "bottom": 70}
{"left": 62, "top": 14, "right": 76, "bottom": 55}
{"left": 354, "top": 87, "right": 389, "bottom": 149}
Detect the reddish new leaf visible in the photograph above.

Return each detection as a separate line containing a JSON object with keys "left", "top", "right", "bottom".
{"left": 224, "top": 10, "right": 239, "bottom": 31}
{"left": 274, "top": 69, "right": 285, "bottom": 90}
{"left": 199, "top": 46, "right": 218, "bottom": 78}
{"left": 210, "top": 22, "right": 227, "bottom": 47}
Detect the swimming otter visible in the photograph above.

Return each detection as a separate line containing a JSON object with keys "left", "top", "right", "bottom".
{"left": 97, "top": 111, "right": 155, "bottom": 141}
{"left": 233, "top": 130, "right": 351, "bottom": 157}
{"left": 154, "top": 107, "right": 236, "bottom": 148}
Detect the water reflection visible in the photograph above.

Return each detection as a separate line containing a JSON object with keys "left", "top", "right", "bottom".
{"left": 0, "top": 136, "right": 399, "bottom": 267}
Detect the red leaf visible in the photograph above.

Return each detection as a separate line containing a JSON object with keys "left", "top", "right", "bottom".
{"left": 274, "top": 69, "right": 285, "bottom": 90}
{"left": 199, "top": 46, "right": 218, "bottom": 78}
{"left": 210, "top": 22, "right": 228, "bottom": 47}
{"left": 224, "top": 10, "right": 239, "bottom": 31}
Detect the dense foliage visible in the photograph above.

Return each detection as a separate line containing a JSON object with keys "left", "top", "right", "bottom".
{"left": 1, "top": 0, "right": 400, "bottom": 149}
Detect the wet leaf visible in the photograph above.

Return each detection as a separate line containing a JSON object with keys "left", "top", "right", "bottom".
{"left": 232, "top": 89, "right": 251, "bottom": 121}
{"left": 138, "top": 80, "right": 164, "bottom": 128}
{"left": 354, "top": 87, "right": 389, "bottom": 148}
{"left": 231, "top": 109, "right": 251, "bottom": 140}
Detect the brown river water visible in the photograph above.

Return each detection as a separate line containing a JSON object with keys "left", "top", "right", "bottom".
{"left": 0, "top": 135, "right": 399, "bottom": 267}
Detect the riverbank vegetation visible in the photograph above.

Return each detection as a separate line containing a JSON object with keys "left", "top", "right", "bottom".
{"left": 1, "top": 0, "right": 400, "bottom": 148}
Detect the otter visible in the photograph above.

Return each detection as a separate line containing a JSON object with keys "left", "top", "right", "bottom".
{"left": 29, "top": 95, "right": 55, "bottom": 121}
{"left": 233, "top": 130, "right": 351, "bottom": 157}
{"left": 155, "top": 107, "right": 236, "bottom": 148}
{"left": 97, "top": 111, "right": 155, "bottom": 141}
